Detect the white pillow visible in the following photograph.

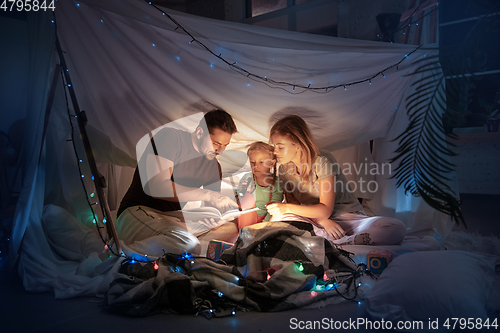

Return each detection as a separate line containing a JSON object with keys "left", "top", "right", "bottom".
{"left": 365, "top": 250, "right": 497, "bottom": 332}
{"left": 42, "top": 204, "right": 104, "bottom": 261}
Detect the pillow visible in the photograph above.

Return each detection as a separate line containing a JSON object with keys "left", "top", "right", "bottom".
{"left": 42, "top": 204, "right": 104, "bottom": 261}
{"left": 365, "top": 250, "right": 497, "bottom": 332}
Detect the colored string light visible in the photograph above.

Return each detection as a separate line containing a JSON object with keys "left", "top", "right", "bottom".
{"left": 143, "top": 0, "right": 423, "bottom": 95}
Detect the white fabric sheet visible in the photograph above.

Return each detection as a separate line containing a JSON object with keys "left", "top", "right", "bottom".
{"left": 10, "top": 0, "right": 458, "bottom": 297}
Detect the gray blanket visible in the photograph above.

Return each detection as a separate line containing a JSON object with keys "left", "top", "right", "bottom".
{"left": 104, "top": 221, "right": 365, "bottom": 316}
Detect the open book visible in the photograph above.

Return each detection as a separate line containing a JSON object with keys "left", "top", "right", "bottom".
{"left": 179, "top": 207, "right": 259, "bottom": 235}
{"left": 181, "top": 206, "right": 259, "bottom": 222}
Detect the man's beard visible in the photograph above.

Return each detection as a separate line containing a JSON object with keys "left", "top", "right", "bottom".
{"left": 197, "top": 136, "right": 216, "bottom": 160}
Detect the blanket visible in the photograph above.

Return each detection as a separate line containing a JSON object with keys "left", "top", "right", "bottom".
{"left": 104, "top": 221, "right": 368, "bottom": 316}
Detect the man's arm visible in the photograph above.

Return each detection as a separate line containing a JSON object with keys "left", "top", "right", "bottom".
{"left": 142, "top": 154, "right": 237, "bottom": 211}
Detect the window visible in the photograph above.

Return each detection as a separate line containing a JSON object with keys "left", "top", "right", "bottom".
{"left": 251, "top": 0, "right": 287, "bottom": 17}
{"left": 249, "top": 0, "right": 316, "bottom": 18}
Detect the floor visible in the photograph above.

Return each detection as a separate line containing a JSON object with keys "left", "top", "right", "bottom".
{"left": 0, "top": 194, "right": 499, "bottom": 333}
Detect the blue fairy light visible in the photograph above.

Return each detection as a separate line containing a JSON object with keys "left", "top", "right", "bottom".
{"left": 175, "top": 56, "right": 181, "bottom": 61}
{"left": 218, "top": 291, "right": 223, "bottom": 297}
{"left": 210, "top": 63, "right": 214, "bottom": 68}
{"left": 103, "top": 218, "right": 107, "bottom": 224}
{"left": 79, "top": 159, "right": 83, "bottom": 163}
{"left": 152, "top": 43, "right": 156, "bottom": 47}
{"left": 177, "top": 253, "right": 194, "bottom": 261}
{"left": 247, "top": 83, "right": 251, "bottom": 87}
{"left": 81, "top": 175, "right": 84, "bottom": 178}
{"left": 76, "top": 3, "right": 80, "bottom": 7}
{"left": 100, "top": 19, "right": 103, "bottom": 23}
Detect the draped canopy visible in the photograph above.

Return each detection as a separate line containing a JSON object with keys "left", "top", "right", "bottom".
{"left": 9, "top": 0, "right": 457, "bottom": 297}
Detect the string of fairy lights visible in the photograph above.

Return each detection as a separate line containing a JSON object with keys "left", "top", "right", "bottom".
{"left": 142, "top": 0, "right": 424, "bottom": 94}
{"left": 59, "top": 67, "right": 117, "bottom": 258}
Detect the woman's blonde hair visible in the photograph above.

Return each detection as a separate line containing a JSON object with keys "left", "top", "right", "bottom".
{"left": 270, "top": 115, "right": 319, "bottom": 181}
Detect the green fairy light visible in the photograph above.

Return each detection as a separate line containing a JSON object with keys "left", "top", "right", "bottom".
{"left": 296, "top": 261, "right": 304, "bottom": 272}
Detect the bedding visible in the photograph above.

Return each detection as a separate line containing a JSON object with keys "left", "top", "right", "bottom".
{"left": 39, "top": 203, "right": 497, "bottom": 322}
{"left": 365, "top": 250, "right": 499, "bottom": 332}
{"left": 104, "top": 221, "right": 365, "bottom": 315}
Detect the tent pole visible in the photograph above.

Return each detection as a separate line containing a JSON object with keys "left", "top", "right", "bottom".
{"left": 55, "top": 35, "right": 122, "bottom": 256}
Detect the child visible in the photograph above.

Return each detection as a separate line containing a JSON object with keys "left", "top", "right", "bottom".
{"left": 235, "top": 141, "right": 283, "bottom": 229}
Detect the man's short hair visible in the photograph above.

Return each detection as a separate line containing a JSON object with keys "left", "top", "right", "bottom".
{"left": 200, "top": 109, "right": 238, "bottom": 135}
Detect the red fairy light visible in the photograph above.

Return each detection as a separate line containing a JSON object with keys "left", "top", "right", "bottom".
{"left": 154, "top": 261, "right": 159, "bottom": 270}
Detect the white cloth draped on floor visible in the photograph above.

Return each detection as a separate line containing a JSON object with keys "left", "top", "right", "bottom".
{"left": 9, "top": 0, "right": 457, "bottom": 297}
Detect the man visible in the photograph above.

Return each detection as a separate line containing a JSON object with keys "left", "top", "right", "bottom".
{"left": 116, "top": 110, "right": 239, "bottom": 259}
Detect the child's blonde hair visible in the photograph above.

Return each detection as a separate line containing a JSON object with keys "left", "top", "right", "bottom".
{"left": 246, "top": 142, "right": 277, "bottom": 193}
{"left": 246, "top": 141, "right": 275, "bottom": 159}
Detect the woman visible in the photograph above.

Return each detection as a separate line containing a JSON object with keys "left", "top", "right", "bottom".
{"left": 266, "top": 115, "right": 406, "bottom": 245}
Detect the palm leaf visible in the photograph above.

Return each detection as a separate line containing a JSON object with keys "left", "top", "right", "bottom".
{"left": 390, "top": 2, "right": 500, "bottom": 225}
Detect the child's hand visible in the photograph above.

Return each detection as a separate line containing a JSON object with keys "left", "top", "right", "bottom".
{"left": 266, "top": 202, "right": 288, "bottom": 217}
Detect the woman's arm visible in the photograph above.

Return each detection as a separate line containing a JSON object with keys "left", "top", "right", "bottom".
{"left": 267, "top": 176, "right": 335, "bottom": 219}
{"left": 266, "top": 176, "right": 345, "bottom": 239}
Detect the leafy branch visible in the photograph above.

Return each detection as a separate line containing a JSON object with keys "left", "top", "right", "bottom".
{"left": 390, "top": 2, "right": 500, "bottom": 225}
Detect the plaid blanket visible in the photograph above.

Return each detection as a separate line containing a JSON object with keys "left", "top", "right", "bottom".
{"left": 104, "top": 221, "right": 363, "bottom": 316}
